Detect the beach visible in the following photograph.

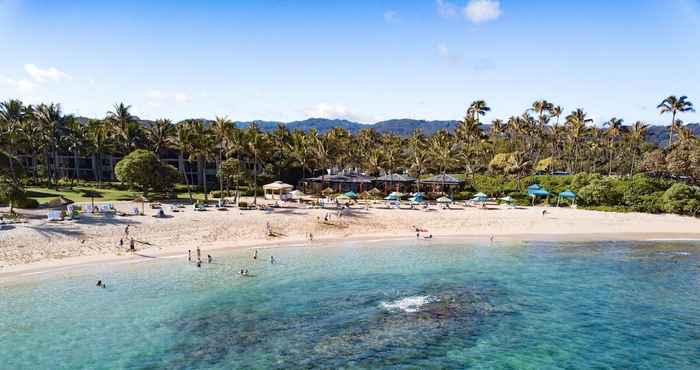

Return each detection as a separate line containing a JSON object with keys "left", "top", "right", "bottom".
{"left": 2, "top": 200, "right": 700, "bottom": 277}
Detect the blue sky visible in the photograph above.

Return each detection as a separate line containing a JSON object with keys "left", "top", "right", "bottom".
{"left": 1, "top": 0, "right": 699, "bottom": 125}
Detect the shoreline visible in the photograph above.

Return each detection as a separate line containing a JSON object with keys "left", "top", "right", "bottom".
{"left": 3, "top": 230, "right": 700, "bottom": 281}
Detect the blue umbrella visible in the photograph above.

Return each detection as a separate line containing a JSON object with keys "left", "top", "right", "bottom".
{"left": 344, "top": 191, "right": 358, "bottom": 198}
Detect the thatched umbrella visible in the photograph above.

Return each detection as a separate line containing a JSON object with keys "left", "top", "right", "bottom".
{"left": 81, "top": 189, "right": 103, "bottom": 207}
{"left": 321, "top": 187, "right": 335, "bottom": 196}
{"left": 368, "top": 187, "right": 383, "bottom": 198}
{"left": 133, "top": 195, "right": 149, "bottom": 215}
{"left": 359, "top": 191, "right": 372, "bottom": 199}
{"left": 47, "top": 196, "right": 73, "bottom": 208}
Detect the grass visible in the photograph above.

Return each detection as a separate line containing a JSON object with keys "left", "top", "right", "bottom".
{"left": 25, "top": 183, "right": 210, "bottom": 204}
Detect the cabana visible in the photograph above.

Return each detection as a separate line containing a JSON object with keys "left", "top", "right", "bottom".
{"left": 263, "top": 181, "right": 294, "bottom": 200}
{"left": 557, "top": 189, "right": 577, "bottom": 207}
{"left": 420, "top": 174, "right": 464, "bottom": 197}
{"left": 527, "top": 184, "right": 550, "bottom": 205}
{"left": 303, "top": 173, "right": 373, "bottom": 194}
{"left": 133, "top": 196, "right": 149, "bottom": 215}
{"left": 374, "top": 173, "right": 416, "bottom": 194}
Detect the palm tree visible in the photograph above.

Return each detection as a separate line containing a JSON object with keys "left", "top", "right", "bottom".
{"left": 657, "top": 95, "right": 694, "bottom": 147}
{"left": 189, "top": 120, "right": 215, "bottom": 201}
{"left": 408, "top": 129, "right": 428, "bottom": 191}
{"left": 0, "top": 99, "right": 26, "bottom": 184}
{"left": 64, "top": 116, "right": 89, "bottom": 185}
{"left": 604, "top": 117, "right": 623, "bottom": 175}
{"left": 87, "top": 119, "right": 110, "bottom": 186}
{"left": 33, "top": 103, "right": 66, "bottom": 187}
{"left": 565, "top": 109, "right": 592, "bottom": 174}
{"left": 105, "top": 103, "right": 139, "bottom": 153}
{"left": 287, "top": 130, "right": 314, "bottom": 182}
{"left": 467, "top": 100, "right": 490, "bottom": 123}
{"left": 429, "top": 129, "right": 457, "bottom": 193}
{"left": 551, "top": 105, "right": 563, "bottom": 126}
{"left": 530, "top": 100, "right": 553, "bottom": 127}
{"left": 174, "top": 121, "right": 194, "bottom": 202}
{"left": 145, "top": 119, "right": 174, "bottom": 158}
{"left": 211, "top": 116, "right": 234, "bottom": 198}
{"left": 627, "top": 121, "right": 648, "bottom": 175}
{"left": 244, "top": 124, "right": 270, "bottom": 205}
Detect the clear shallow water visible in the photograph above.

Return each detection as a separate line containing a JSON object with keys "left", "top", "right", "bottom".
{"left": 2, "top": 240, "right": 700, "bottom": 369}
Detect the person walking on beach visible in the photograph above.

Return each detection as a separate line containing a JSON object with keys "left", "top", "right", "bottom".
{"left": 196, "top": 246, "right": 201, "bottom": 260}
{"left": 119, "top": 238, "right": 124, "bottom": 248}
{"left": 129, "top": 238, "right": 136, "bottom": 252}
{"left": 124, "top": 224, "right": 131, "bottom": 237}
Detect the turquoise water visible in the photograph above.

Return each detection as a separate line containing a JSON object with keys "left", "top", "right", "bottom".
{"left": 2, "top": 239, "right": 700, "bottom": 369}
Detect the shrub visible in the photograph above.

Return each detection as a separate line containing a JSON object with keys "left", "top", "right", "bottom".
{"left": 577, "top": 178, "right": 622, "bottom": 206}
{"left": 115, "top": 150, "right": 179, "bottom": 196}
{"left": 661, "top": 183, "right": 698, "bottom": 215}
{"left": 14, "top": 197, "right": 39, "bottom": 209}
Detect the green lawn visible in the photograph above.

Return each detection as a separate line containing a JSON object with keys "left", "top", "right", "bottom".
{"left": 25, "top": 184, "right": 209, "bottom": 204}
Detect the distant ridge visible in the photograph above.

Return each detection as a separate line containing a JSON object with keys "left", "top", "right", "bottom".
{"left": 76, "top": 116, "right": 698, "bottom": 148}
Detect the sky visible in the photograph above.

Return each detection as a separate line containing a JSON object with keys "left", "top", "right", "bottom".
{"left": 1, "top": 0, "right": 699, "bottom": 125}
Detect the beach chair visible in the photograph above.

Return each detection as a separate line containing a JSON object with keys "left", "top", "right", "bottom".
{"left": 47, "top": 210, "right": 63, "bottom": 221}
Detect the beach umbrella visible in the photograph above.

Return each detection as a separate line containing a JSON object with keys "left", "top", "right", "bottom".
{"left": 321, "top": 187, "right": 335, "bottom": 196}
{"left": 368, "top": 187, "right": 383, "bottom": 196}
{"left": 47, "top": 196, "right": 74, "bottom": 208}
{"left": 344, "top": 191, "right": 358, "bottom": 198}
{"left": 499, "top": 196, "right": 514, "bottom": 203}
{"left": 409, "top": 194, "right": 426, "bottom": 204}
{"left": 411, "top": 192, "right": 426, "bottom": 197}
{"left": 81, "top": 189, "right": 103, "bottom": 207}
{"left": 384, "top": 194, "right": 400, "bottom": 201}
{"left": 473, "top": 192, "right": 488, "bottom": 198}
{"left": 557, "top": 189, "right": 576, "bottom": 206}
{"left": 436, "top": 196, "right": 452, "bottom": 203}
{"left": 336, "top": 194, "right": 351, "bottom": 201}
{"left": 133, "top": 195, "right": 149, "bottom": 215}
{"left": 388, "top": 191, "right": 403, "bottom": 198}
{"left": 359, "top": 191, "right": 372, "bottom": 199}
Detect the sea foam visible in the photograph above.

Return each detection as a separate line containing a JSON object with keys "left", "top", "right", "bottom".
{"left": 381, "top": 295, "right": 436, "bottom": 313}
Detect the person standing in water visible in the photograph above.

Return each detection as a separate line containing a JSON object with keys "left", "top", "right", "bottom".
{"left": 188, "top": 250, "right": 192, "bottom": 262}
{"left": 196, "top": 246, "right": 201, "bottom": 260}
{"left": 253, "top": 249, "right": 258, "bottom": 260}
{"left": 270, "top": 256, "right": 275, "bottom": 264}
{"left": 207, "top": 254, "right": 212, "bottom": 263}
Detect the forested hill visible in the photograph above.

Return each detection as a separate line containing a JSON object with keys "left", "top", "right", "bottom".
{"left": 77, "top": 116, "right": 699, "bottom": 148}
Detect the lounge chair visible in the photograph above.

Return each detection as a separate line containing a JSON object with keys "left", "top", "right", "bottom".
{"left": 47, "top": 210, "right": 63, "bottom": 221}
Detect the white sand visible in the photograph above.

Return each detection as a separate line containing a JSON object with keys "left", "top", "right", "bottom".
{"left": 2, "top": 199, "right": 700, "bottom": 276}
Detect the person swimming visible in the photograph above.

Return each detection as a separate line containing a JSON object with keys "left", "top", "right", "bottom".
{"left": 270, "top": 256, "right": 275, "bottom": 264}
{"left": 253, "top": 249, "right": 258, "bottom": 260}
{"left": 96, "top": 280, "right": 102, "bottom": 287}
{"left": 196, "top": 260, "right": 201, "bottom": 268}
{"left": 188, "top": 249, "right": 192, "bottom": 262}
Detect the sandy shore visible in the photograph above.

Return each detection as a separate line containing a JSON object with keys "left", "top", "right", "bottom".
{"left": 2, "top": 199, "right": 700, "bottom": 278}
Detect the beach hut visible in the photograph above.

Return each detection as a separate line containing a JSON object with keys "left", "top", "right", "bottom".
{"left": 374, "top": 173, "right": 416, "bottom": 193}
{"left": 263, "top": 181, "right": 293, "bottom": 200}
{"left": 557, "top": 189, "right": 577, "bottom": 207}
{"left": 420, "top": 174, "right": 464, "bottom": 197}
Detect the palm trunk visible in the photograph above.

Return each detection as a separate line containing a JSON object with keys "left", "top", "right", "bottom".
{"left": 218, "top": 148, "right": 224, "bottom": 200}
{"left": 180, "top": 151, "right": 193, "bottom": 202}
{"left": 668, "top": 112, "right": 676, "bottom": 148}
{"left": 201, "top": 156, "right": 208, "bottom": 202}
{"left": 74, "top": 148, "right": 80, "bottom": 185}
{"left": 253, "top": 151, "right": 258, "bottom": 205}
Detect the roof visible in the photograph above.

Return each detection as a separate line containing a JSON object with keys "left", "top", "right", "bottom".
{"left": 263, "top": 181, "right": 293, "bottom": 190}
{"left": 421, "top": 174, "right": 464, "bottom": 185}
{"left": 304, "top": 174, "right": 373, "bottom": 183}
{"left": 375, "top": 173, "right": 416, "bottom": 182}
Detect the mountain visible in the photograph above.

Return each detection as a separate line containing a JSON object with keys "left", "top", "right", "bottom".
{"left": 76, "top": 116, "right": 699, "bottom": 148}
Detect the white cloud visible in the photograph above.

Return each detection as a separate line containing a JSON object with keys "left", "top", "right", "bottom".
{"left": 437, "top": 44, "right": 463, "bottom": 65}
{"left": 148, "top": 89, "right": 167, "bottom": 100}
{"left": 174, "top": 92, "right": 192, "bottom": 103}
{"left": 437, "top": 0, "right": 502, "bottom": 24}
{"left": 384, "top": 10, "right": 399, "bottom": 23}
{"left": 464, "top": 0, "right": 501, "bottom": 23}
{"left": 304, "top": 103, "right": 371, "bottom": 122}
{"left": 436, "top": 0, "right": 459, "bottom": 18}
{"left": 0, "top": 74, "right": 37, "bottom": 91}
{"left": 23, "top": 64, "right": 70, "bottom": 83}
